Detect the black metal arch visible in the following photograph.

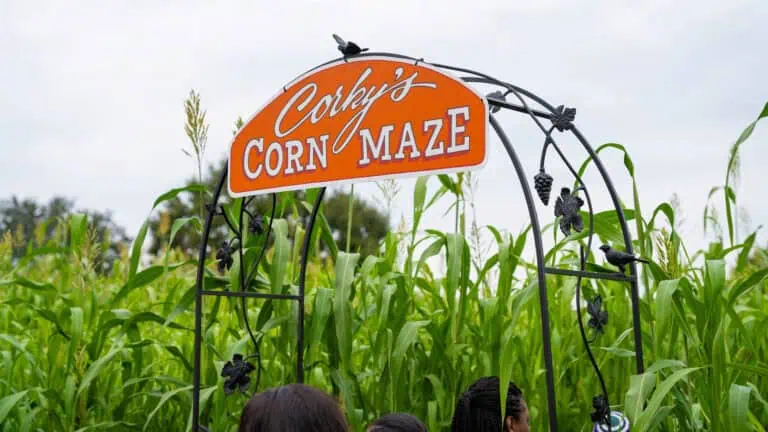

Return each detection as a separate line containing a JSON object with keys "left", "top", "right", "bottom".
{"left": 191, "top": 50, "right": 643, "bottom": 431}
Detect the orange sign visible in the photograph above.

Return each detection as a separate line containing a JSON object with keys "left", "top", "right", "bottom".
{"left": 228, "top": 57, "right": 488, "bottom": 197}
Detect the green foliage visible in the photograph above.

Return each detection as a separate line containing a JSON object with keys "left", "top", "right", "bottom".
{"left": 0, "top": 195, "right": 131, "bottom": 273}
{"left": 705, "top": 102, "right": 768, "bottom": 246}
{"left": 182, "top": 89, "right": 210, "bottom": 223}
{"left": 1, "top": 104, "right": 766, "bottom": 432}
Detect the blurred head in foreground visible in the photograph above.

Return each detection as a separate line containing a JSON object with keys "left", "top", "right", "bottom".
{"left": 238, "top": 383, "right": 348, "bottom": 432}
{"left": 367, "top": 412, "right": 428, "bottom": 432}
{"left": 450, "top": 376, "right": 529, "bottom": 432}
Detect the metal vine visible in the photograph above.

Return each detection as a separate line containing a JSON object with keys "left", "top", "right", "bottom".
{"left": 190, "top": 46, "right": 644, "bottom": 432}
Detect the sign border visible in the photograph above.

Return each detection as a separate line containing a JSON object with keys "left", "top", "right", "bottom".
{"left": 226, "top": 55, "right": 490, "bottom": 198}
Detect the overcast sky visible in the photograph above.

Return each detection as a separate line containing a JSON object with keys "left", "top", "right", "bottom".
{"left": 2, "top": 0, "right": 767, "bottom": 260}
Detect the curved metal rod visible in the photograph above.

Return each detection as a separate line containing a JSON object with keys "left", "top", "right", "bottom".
{"left": 193, "top": 165, "right": 229, "bottom": 431}
{"left": 461, "top": 73, "right": 644, "bottom": 374}
{"left": 489, "top": 115, "right": 558, "bottom": 431}
{"left": 434, "top": 67, "right": 553, "bottom": 137}
{"left": 296, "top": 187, "right": 326, "bottom": 382}
{"left": 244, "top": 195, "right": 277, "bottom": 285}
{"left": 220, "top": 209, "right": 239, "bottom": 235}
{"left": 192, "top": 51, "right": 642, "bottom": 430}
{"left": 237, "top": 193, "right": 278, "bottom": 392}
{"left": 536, "top": 119, "right": 611, "bottom": 427}
{"left": 479, "top": 70, "right": 614, "bottom": 425}
{"left": 278, "top": 51, "right": 422, "bottom": 91}
{"left": 546, "top": 136, "right": 596, "bottom": 251}
{"left": 542, "top": 134, "right": 610, "bottom": 425}
{"left": 539, "top": 129, "right": 608, "bottom": 411}
{"left": 283, "top": 50, "right": 557, "bottom": 123}
{"left": 575, "top": 247, "right": 610, "bottom": 426}
{"left": 539, "top": 135, "right": 553, "bottom": 173}
{"left": 570, "top": 127, "right": 643, "bottom": 373}
{"left": 276, "top": 51, "right": 554, "bottom": 126}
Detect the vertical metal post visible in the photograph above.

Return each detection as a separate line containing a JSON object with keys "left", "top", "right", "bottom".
{"left": 296, "top": 187, "right": 326, "bottom": 382}
{"left": 192, "top": 167, "right": 229, "bottom": 431}
{"left": 490, "top": 116, "right": 558, "bottom": 431}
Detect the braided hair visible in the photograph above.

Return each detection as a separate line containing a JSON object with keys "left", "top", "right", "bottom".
{"left": 450, "top": 376, "right": 524, "bottom": 432}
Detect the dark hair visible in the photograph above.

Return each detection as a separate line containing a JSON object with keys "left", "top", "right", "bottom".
{"left": 367, "top": 413, "right": 428, "bottom": 432}
{"left": 450, "top": 376, "right": 524, "bottom": 432}
{"left": 238, "top": 383, "right": 348, "bottom": 432}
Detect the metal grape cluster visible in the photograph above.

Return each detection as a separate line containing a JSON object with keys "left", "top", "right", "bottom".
{"left": 534, "top": 169, "right": 554, "bottom": 205}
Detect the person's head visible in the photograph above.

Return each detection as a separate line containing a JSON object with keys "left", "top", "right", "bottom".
{"left": 450, "top": 376, "right": 529, "bottom": 432}
{"left": 238, "top": 383, "right": 348, "bottom": 432}
{"left": 367, "top": 413, "right": 428, "bottom": 432}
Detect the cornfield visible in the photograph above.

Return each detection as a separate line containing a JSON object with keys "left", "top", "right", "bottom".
{"left": 1, "top": 103, "right": 767, "bottom": 432}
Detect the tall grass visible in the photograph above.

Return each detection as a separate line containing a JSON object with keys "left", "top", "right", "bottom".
{"left": 1, "top": 103, "right": 767, "bottom": 431}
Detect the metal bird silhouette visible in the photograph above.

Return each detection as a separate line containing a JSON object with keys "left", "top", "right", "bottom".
{"left": 599, "top": 244, "right": 649, "bottom": 274}
{"left": 332, "top": 34, "right": 368, "bottom": 56}
{"left": 554, "top": 187, "right": 584, "bottom": 236}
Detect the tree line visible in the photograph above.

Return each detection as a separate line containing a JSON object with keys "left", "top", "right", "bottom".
{"left": 1, "top": 162, "right": 389, "bottom": 273}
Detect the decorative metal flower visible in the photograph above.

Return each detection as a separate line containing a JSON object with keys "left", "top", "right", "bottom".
{"left": 534, "top": 169, "right": 554, "bottom": 205}
{"left": 248, "top": 213, "right": 264, "bottom": 235}
{"left": 215, "top": 241, "right": 234, "bottom": 274}
{"left": 221, "top": 353, "right": 255, "bottom": 395}
{"left": 554, "top": 187, "right": 584, "bottom": 236}
{"left": 586, "top": 295, "right": 608, "bottom": 339}
{"left": 551, "top": 105, "right": 576, "bottom": 132}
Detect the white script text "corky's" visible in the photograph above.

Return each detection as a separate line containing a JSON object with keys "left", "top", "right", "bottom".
{"left": 273, "top": 66, "right": 437, "bottom": 155}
